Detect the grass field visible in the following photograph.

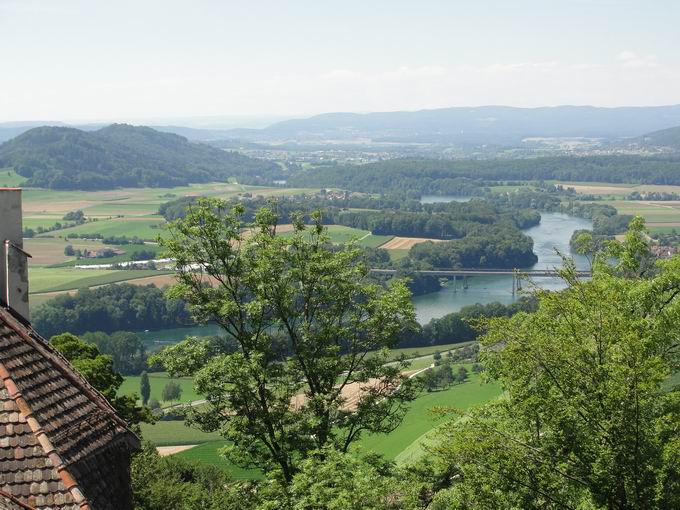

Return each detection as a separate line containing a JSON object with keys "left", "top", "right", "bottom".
{"left": 52, "top": 243, "right": 165, "bottom": 267}
{"left": 388, "top": 249, "right": 409, "bottom": 262}
{"left": 24, "top": 238, "right": 109, "bottom": 266}
{"left": 119, "top": 372, "right": 201, "bottom": 406}
{"left": 383, "top": 342, "right": 475, "bottom": 362}
{"left": 29, "top": 292, "right": 73, "bottom": 310}
{"left": 580, "top": 199, "right": 680, "bottom": 233}
{"left": 121, "top": 344, "right": 474, "bottom": 408}
{"left": 21, "top": 215, "right": 66, "bottom": 230}
{"left": 0, "top": 168, "right": 26, "bottom": 187}
{"left": 280, "top": 225, "right": 393, "bottom": 248}
{"left": 555, "top": 181, "right": 680, "bottom": 197}
{"left": 20, "top": 183, "right": 318, "bottom": 217}
{"left": 29, "top": 267, "right": 170, "bottom": 293}
{"left": 46, "top": 217, "right": 167, "bottom": 240}
{"left": 139, "top": 420, "right": 222, "bottom": 445}
{"left": 178, "top": 442, "right": 264, "bottom": 480}
{"left": 357, "top": 371, "right": 501, "bottom": 461}
{"left": 163, "top": 371, "right": 500, "bottom": 477}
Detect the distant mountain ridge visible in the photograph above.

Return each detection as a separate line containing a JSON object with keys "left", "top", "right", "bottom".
{"left": 4, "top": 105, "right": 680, "bottom": 146}
{"left": 0, "top": 124, "right": 280, "bottom": 190}
{"left": 242, "top": 105, "right": 680, "bottom": 144}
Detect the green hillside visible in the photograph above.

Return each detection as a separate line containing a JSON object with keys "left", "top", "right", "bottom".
{"left": 636, "top": 125, "right": 680, "bottom": 150}
{"left": 0, "top": 124, "right": 282, "bottom": 190}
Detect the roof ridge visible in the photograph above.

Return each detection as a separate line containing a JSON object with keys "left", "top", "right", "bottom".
{"left": 0, "top": 307, "right": 137, "bottom": 439}
{"left": 0, "top": 360, "right": 91, "bottom": 510}
{"left": 0, "top": 489, "right": 37, "bottom": 510}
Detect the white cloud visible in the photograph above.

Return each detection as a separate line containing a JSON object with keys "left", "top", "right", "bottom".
{"left": 617, "top": 51, "right": 659, "bottom": 68}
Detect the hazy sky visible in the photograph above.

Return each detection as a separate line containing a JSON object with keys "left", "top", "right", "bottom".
{"left": 1, "top": 0, "right": 679, "bottom": 123}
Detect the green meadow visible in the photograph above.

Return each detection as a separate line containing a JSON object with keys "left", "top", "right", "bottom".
{"left": 163, "top": 371, "right": 501, "bottom": 478}
{"left": 53, "top": 243, "right": 165, "bottom": 267}
{"left": 280, "top": 224, "right": 393, "bottom": 248}
{"left": 0, "top": 168, "right": 26, "bottom": 187}
{"left": 47, "top": 217, "right": 167, "bottom": 240}
{"left": 119, "top": 372, "right": 201, "bottom": 407}
{"left": 178, "top": 442, "right": 264, "bottom": 480}
{"left": 139, "top": 420, "right": 222, "bottom": 446}
{"left": 29, "top": 267, "right": 169, "bottom": 293}
{"left": 357, "top": 371, "right": 501, "bottom": 461}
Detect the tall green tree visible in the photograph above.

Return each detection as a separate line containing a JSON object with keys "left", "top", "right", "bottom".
{"left": 162, "top": 381, "right": 182, "bottom": 403}
{"left": 50, "top": 332, "right": 152, "bottom": 429}
{"left": 140, "top": 371, "right": 151, "bottom": 406}
{"left": 152, "top": 199, "right": 418, "bottom": 482}
{"left": 431, "top": 218, "right": 680, "bottom": 509}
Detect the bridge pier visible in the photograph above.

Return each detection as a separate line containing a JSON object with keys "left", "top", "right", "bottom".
{"left": 511, "top": 273, "right": 523, "bottom": 295}
{"left": 463, "top": 275, "right": 469, "bottom": 290}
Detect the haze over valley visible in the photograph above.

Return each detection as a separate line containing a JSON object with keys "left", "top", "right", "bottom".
{"left": 1, "top": 2, "right": 679, "bottom": 509}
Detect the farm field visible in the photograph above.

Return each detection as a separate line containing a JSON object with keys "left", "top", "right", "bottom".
{"left": 554, "top": 182, "right": 636, "bottom": 195}
{"left": 589, "top": 199, "right": 680, "bottom": 233}
{"left": 556, "top": 181, "right": 680, "bottom": 196}
{"left": 20, "top": 183, "right": 317, "bottom": 217}
{"left": 550, "top": 181, "right": 680, "bottom": 233}
{"left": 120, "top": 342, "right": 475, "bottom": 407}
{"left": 380, "top": 236, "right": 444, "bottom": 250}
{"left": 29, "top": 267, "right": 170, "bottom": 293}
{"left": 24, "top": 238, "right": 110, "bottom": 266}
{"left": 45, "top": 216, "right": 167, "bottom": 240}
{"left": 25, "top": 237, "right": 164, "bottom": 267}
{"left": 29, "top": 273, "right": 178, "bottom": 312}
{"left": 54, "top": 242, "right": 165, "bottom": 267}
{"left": 279, "top": 224, "right": 393, "bottom": 248}
{"left": 166, "top": 370, "right": 500, "bottom": 477}
{"left": 22, "top": 215, "right": 66, "bottom": 230}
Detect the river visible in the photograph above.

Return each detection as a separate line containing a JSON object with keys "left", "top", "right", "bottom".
{"left": 412, "top": 211, "right": 593, "bottom": 323}
{"left": 138, "top": 208, "right": 592, "bottom": 348}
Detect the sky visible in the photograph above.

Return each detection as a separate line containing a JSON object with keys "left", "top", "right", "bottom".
{"left": 1, "top": 0, "right": 679, "bottom": 124}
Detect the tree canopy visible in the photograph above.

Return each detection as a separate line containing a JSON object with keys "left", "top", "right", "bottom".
{"left": 0, "top": 124, "right": 281, "bottom": 189}
{"left": 50, "top": 332, "right": 151, "bottom": 428}
{"left": 430, "top": 219, "right": 680, "bottom": 509}
{"left": 151, "top": 199, "right": 419, "bottom": 482}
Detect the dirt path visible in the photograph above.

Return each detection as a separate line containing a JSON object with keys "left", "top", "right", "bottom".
{"left": 156, "top": 445, "right": 198, "bottom": 456}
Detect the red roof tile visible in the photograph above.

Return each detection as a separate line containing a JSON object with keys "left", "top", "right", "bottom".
{"left": 0, "top": 308, "right": 139, "bottom": 510}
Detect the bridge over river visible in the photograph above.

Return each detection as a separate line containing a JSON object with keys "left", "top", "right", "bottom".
{"left": 370, "top": 268, "right": 592, "bottom": 295}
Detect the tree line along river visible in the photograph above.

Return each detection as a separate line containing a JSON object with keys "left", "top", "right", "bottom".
{"left": 138, "top": 207, "right": 593, "bottom": 347}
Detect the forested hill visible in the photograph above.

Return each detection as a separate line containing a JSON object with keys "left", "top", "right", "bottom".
{"left": 289, "top": 155, "right": 680, "bottom": 194}
{"left": 0, "top": 124, "right": 282, "bottom": 190}
{"left": 635, "top": 126, "right": 680, "bottom": 150}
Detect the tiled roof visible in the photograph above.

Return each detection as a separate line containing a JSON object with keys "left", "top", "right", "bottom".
{"left": 0, "top": 308, "right": 139, "bottom": 510}
{"left": 0, "top": 489, "right": 35, "bottom": 510}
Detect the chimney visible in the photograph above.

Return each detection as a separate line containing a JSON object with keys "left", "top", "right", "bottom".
{"left": 0, "top": 189, "right": 30, "bottom": 321}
